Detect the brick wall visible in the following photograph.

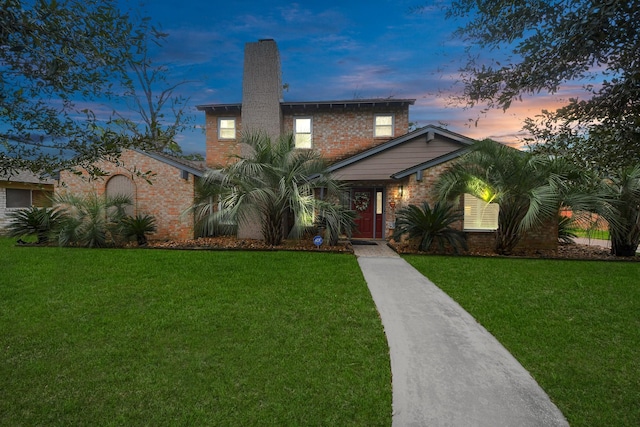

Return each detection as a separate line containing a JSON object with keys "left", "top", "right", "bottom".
{"left": 283, "top": 106, "right": 410, "bottom": 162}
{"left": 389, "top": 159, "right": 558, "bottom": 253}
{"left": 205, "top": 112, "right": 243, "bottom": 168}
{"left": 57, "top": 149, "right": 197, "bottom": 241}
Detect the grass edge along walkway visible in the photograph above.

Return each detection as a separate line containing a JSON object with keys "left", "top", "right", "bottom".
{"left": 0, "top": 241, "right": 392, "bottom": 426}
{"left": 404, "top": 254, "right": 640, "bottom": 427}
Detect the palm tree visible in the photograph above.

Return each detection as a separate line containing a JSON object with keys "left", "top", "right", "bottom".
{"left": 436, "top": 139, "right": 581, "bottom": 255}
{"left": 195, "top": 132, "right": 350, "bottom": 246}
{"left": 6, "top": 206, "right": 60, "bottom": 244}
{"left": 393, "top": 201, "right": 467, "bottom": 253}
{"left": 52, "top": 192, "right": 132, "bottom": 248}
{"left": 602, "top": 166, "right": 640, "bottom": 256}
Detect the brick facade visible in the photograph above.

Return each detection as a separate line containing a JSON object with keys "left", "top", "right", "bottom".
{"left": 204, "top": 112, "right": 242, "bottom": 167}
{"left": 56, "top": 149, "right": 199, "bottom": 241}
{"left": 393, "top": 158, "right": 558, "bottom": 253}
{"left": 282, "top": 105, "right": 410, "bottom": 163}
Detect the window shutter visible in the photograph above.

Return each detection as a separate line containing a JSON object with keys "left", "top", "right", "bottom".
{"left": 464, "top": 194, "right": 499, "bottom": 230}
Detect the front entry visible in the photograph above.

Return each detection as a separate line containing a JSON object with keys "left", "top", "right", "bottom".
{"left": 351, "top": 188, "right": 384, "bottom": 239}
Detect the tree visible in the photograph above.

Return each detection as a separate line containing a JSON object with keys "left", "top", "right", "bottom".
{"left": 0, "top": 0, "right": 148, "bottom": 177}
{"left": 436, "top": 139, "right": 582, "bottom": 255}
{"left": 601, "top": 166, "right": 640, "bottom": 256}
{"left": 112, "top": 27, "right": 195, "bottom": 157}
{"left": 438, "top": 0, "right": 640, "bottom": 169}
{"left": 195, "top": 132, "right": 350, "bottom": 246}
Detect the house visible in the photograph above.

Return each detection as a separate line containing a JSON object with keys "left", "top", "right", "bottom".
{"left": 198, "top": 39, "right": 557, "bottom": 251}
{"left": 0, "top": 170, "right": 56, "bottom": 233}
{"left": 56, "top": 148, "right": 205, "bottom": 241}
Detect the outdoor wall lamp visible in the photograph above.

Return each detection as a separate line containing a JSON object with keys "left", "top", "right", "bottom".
{"left": 398, "top": 185, "right": 404, "bottom": 198}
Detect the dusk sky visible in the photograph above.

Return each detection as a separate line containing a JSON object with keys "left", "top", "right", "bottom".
{"left": 129, "top": 0, "right": 579, "bottom": 155}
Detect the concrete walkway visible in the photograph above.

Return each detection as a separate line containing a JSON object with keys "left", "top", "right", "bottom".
{"left": 352, "top": 241, "right": 568, "bottom": 427}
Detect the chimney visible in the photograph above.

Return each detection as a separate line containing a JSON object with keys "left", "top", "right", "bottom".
{"left": 241, "top": 39, "right": 283, "bottom": 140}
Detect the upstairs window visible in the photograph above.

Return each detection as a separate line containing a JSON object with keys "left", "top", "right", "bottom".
{"left": 464, "top": 194, "right": 499, "bottom": 231}
{"left": 294, "top": 117, "right": 312, "bottom": 148}
{"left": 374, "top": 114, "right": 394, "bottom": 137}
{"left": 218, "top": 118, "right": 236, "bottom": 140}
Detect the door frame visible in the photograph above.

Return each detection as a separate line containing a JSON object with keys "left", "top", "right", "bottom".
{"left": 350, "top": 187, "right": 385, "bottom": 239}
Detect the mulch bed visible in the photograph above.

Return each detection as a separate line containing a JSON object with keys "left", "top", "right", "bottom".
{"left": 144, "top": 236, "right": 639, "bottom": 261}
{"left": 146, "top": 236, "right": 354, "bottom": 253}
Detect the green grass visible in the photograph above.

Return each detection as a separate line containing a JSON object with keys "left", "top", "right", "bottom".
{"left": 569, "top": 228, "right": 610, "bottom": 240}
{"left": 405, "top": 255, "right": 640, "bottom": 427}
{"left": 0, "top": 239, "right": 391, "bottom": 426}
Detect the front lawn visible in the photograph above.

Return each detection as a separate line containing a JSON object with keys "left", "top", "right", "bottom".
{"left": 405, "top": 255, "right": 640, "bottom": 427}
{"left": 0, "top": 239, "right": 391, "bottom": 426}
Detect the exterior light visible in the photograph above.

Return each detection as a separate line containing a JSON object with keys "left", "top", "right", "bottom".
{"left": 398, "top": 185, "right": 404, "bottom": 198}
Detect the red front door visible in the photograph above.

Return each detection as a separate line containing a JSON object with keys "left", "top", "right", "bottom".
{"left": 352, "top": 189, "right": 375, "bottom": 238}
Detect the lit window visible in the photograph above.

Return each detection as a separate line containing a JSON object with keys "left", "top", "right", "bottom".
{"left": 376, "top": 191, "right": 383, "bottom": 215}
{"left": 464, "top": 194, "right": 499, "bottom": 230}
{"left": 218, "top": 118, "right": 236, "bottom": 140}
{"left": 294, "top": 117, "right": 312, "bottom": 148}
{"left": 375, "top": 114, "right": 393, "bottom": 137}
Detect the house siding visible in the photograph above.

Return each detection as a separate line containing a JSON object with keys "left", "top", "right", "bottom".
{"left": 332, "top": 137, "right": 459, "bottom": 181}
{"left": 0, "top": 181, "right": 55, "bottom": 234}
{"left": 57, "top": 149, "right": 198, "bottom": 241}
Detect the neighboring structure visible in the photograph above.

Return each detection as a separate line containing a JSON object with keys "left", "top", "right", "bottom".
{"left": 198, "top": 39, "right": 557, "bottom": 251}
{"left": 0, "top": 171, "right": 55, "bottom": 233}
{"left": 56, "top": 149, "right": 204, "bottom": 241}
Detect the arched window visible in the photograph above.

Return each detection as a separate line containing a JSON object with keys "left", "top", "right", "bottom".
{"left": 105, "top": 175, "right": 135, "bottom": 216}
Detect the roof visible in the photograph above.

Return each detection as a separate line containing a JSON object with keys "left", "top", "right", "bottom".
{"left": 196, "top": 98, "right": 416, "bottom": 113}
{"left": 0, "top": 169, "right": 56, "bottom": 185}
{"left": 327, "top": 125, "right": 475, "bottom": 175}
{"left": 132, "top": 149, "right": 206, "bottom": 177}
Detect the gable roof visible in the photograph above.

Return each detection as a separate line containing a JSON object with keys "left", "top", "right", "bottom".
{"left": 327, "top": 125, "right": 475, "bottom": 178}
{"left": 132, "top": 149, "right": 206, "bottom": 177}
{"left": 0, "top": 169, "right": 57, "bottom": 185}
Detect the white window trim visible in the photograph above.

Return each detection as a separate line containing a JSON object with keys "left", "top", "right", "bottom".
{"left": 463, "top": 194, "right": 499, "bottom": 231}
{"left": 294, "top": 117, "right": 312, "bottom": 149}
{"left": 218, "top": 117, "right": 236, "bottom": 140}
{"left": 374, "top": 114, "right": 394, "bottom": 137}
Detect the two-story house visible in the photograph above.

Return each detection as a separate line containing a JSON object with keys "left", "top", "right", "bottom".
{"left": 197, "top": 39, "right": 523, "bottom": 246}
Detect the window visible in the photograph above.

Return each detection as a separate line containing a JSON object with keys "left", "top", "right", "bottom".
{"left": 464, "top": 194, "right": 499, "bottom": 231}
{"left": 6, "top": 188, "right": 31, "bottom": 208}
{"left": 376, "top": 191, "right": 383, "bottom": 215}
{"left": 374, "top": 114, "right": 393, "bottom": 137}
{"left": 218, "top": 118, "right": 236, "bottom": 140}
{"left": 294, "top": 117, "right": 312, "bottom": 148}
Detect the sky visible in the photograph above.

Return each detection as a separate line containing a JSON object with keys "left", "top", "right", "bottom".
{"left": 128, "top": 0, "right": 577, "bottom": 156}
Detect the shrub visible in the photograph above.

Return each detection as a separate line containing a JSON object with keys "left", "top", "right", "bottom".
{"left": 393, "top": 201, "right": 467, "bottom": 253}
{"left": 314, "top": 204, "right": 357, "bottom": 246}
{"left": 53, "top": 193, "right": 132, "bottom": 248}
{"left": 6, "top": 206, "right": 60, "bottom": 244}
{"left": 120, "top": 214, "right": 157, "bottom": 246}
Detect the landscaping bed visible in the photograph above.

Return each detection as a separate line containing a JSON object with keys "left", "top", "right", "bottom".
{"left": 143, "top": 236, "right": 638, "bottom": 262}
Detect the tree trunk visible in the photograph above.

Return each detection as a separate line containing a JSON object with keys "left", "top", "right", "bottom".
{"left": 611, "top": 236, "right": 638, "bottom": 257}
